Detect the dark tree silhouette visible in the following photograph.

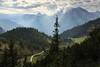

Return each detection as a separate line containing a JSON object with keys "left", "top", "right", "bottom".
{"left": 50, "top": 16, "right": 60, "bottom": 53}
{"left": 1, "top": 46, "right": 8, "bottom": 67}
{"left": 0, "top": 40, "right": 18, "bottom": 67}
{"left": 23, "top": 56, "right": 27, "bottom": 67}
{"left": 8, "top": 40, "right": 18, "bottom": 67}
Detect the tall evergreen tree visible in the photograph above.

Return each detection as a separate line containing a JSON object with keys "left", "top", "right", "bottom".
{"left": 1, "top": 46, "right": 8, "bottom": 67}
{"left": 8, "top": 40, "right": 18, "bottom": 67}
{"left": 0, "top": 40, "right": 18, "bottom": 67}
{"left": 23, "top": 56, "right": 27, "bottom": 67}
{"left": 49, "top": 16, "right": 60, "bottom": 53}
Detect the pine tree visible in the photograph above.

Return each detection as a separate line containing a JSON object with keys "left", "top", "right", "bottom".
{"left": 33, "top": 16, "right": 60, "bottom": 67}
{"left": 8, "top": 40, "right": 18, "bottom": 67}
{"left": 23, "top": 56, "right": 27, "bottom": 67}
{"left": 49, "top": 16, "right": 60, "bottom": 54}
{"left": 1, "top": 40, "right": 18, "bottom": 67}
{"left": 1, "top": 46, "right": 8, "bottom": 67}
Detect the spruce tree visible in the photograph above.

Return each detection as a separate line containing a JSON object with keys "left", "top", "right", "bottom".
{"left": 8, "top": 40, "right": 18, "bottom": 67}
{"left": 1, "top": 46, "right": 8, "bottom": 67}
{"left": 1, "top": 40, "right": 18, "bottom": 67}
{"left": 23, "top": 56, "right": 27, "bottom": 67}
{"left": 50, "top": 16, "right": 60, "bottom": 53}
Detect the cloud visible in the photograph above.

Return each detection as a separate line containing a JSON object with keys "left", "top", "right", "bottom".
{"left": 0, "top": 0, "right": 100, "bottom": 16}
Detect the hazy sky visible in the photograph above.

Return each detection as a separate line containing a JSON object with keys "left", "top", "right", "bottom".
{"left": 0, "top": 0, "right": 100, "bottom": 16}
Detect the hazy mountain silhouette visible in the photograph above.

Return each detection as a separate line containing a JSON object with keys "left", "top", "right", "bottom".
{"left": 0, "top": 7, "right": 100, "bottom": 35}
{"left": 0, "top": 27, "right": 5, "bottom": 34}
{"left": 60, "top": 18, "right": 100, "bottom": 39}
{"left": 59, "top": 7, "right": 100, "bottom": 33}
{"left": 0, "top": 19, "right": 22, "bottom": 31}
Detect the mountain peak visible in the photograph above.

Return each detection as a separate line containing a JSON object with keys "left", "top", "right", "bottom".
{"left": 59, "top": 7, "right": 100, "bottom": 33}
{"left": 67, "top": 7, "right": 88, "bottom": 13}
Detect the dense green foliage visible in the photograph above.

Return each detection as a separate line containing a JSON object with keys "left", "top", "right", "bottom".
{"left": 33, "top": 28, "right": 100, "bottom": 67}
{"left": 0, "top": 40, "right": 18, "bottom": 67}
{"left": 1, "top": 28, "right": 100, "bottom": 67}
{"left": 0, "top": 27, "right": 50, "bottom": 54}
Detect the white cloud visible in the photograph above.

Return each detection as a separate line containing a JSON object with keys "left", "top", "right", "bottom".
{"left": 0, "top": 0, "right": 100, "bottom": 16}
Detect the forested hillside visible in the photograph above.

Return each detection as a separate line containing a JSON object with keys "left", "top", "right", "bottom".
{"left": 33, "top": 28, "right": 100, "bottom": 67}
{"left": 60, "top": 18, "right": 100, "bottom": 43}
{"left": 0, "top": 27, "right": 50, "bottom": 54}
{"left": 61, "top": 18, "right": 100, "bottom": 38}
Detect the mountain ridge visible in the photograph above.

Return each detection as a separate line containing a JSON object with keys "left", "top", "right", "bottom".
{"left": 0, "top": 7, "right": 100, "bottom": 35}
{"left": 0, "top": 27, "right": 5, "bottom": 34}
{"left": 60, "top": 18, "right": 100, "bottom": 40}
{"left": 59, "top": 7, "right": 100, "bottom": 33}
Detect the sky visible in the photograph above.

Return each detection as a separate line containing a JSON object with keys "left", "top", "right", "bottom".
{"left": 0, "top": 0, "right": 100, "bottom": 16}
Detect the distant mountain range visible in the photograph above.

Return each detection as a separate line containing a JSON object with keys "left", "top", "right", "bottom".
{"left": 0, "top": 7, "right": 100, "bottom": 35}
{"left": 0, "top": 14, "right": 55, "bottom": 35}
{"left": 0, "top": 19, "right": 21, "bottom": 30}
{"left": 59, "top": 7, "right": 100, "bottom": 33}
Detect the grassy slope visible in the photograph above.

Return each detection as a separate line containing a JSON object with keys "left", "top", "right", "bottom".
{"left": 71, "top": 36, "right": 87, "bottom": 44}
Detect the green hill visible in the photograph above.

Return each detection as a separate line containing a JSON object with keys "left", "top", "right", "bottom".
{"left": 60, "top": 18, "right": 100, "bottom": 43}
{"left": 0, "top": 27, "right": 50, "bottom": 54}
